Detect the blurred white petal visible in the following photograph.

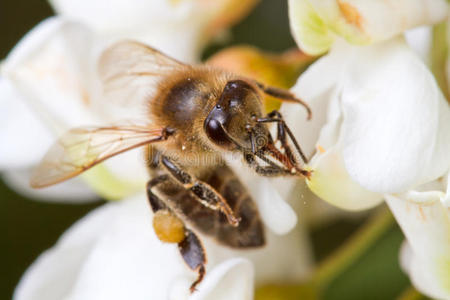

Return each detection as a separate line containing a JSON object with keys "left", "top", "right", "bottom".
{"left": 0, "top": 78, "right": 53, "bottom": 168}
{"left": 13, "top": 195, "right": 232, "bottom": 300}
{"left": 404, "top": 26, "right": 432, "bottom": 64}
{"left": 81, "top": 149, "right": 149, "bottom": 200}
{"left": 2, "top": 169, "right": 97, "bottom": 203}
{"left": 247, "top": 177, "right": 298, "bottom": 235}
{"left": 14, "top": 194, "right": 311, "bottom": 300}
{"left": 386, "top": 180, "right": 450, "bottom": 300}
{"left": 49, "top": 0, "right": 258, "bottom": 62}
{"left": 189, "top": 259, "right": 254, "bottom": 300}
{"left": 2, "top": 18, "right": 99, "bottom": 134}
{"left": 225, "top": 158, "right": 298, "bottom": 235}
{"left": 289, "top": 0, "right": 448, "bottom": 55}
{"left": 1, "top": 18, "right": 150, "bottom": 199}
{"left": 49, "top": 0, "right": 183, "bottom": 34}
{"left": 288, "top": 0, "right": 334, "bottom": 55}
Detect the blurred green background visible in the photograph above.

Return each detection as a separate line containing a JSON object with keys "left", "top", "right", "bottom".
{"left": 0, "top": 1, "right": 420, "bottom": 299}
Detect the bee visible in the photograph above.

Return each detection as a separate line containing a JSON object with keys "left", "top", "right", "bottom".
{"left": 30, "top": 41, "right": 312, "bottom": 292}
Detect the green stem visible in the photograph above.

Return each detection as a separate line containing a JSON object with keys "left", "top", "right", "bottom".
{"left": 311, "top": 207, "right": 395, "bottom": 292}
{"left": 431, "top": 22, "right": 449, "bottom": 100}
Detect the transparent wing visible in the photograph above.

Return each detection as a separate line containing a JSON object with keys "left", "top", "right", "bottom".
{"left": 31, "top": 124, "right": 168, "bottom": 188}
{"left": 98, "top": 40, "right": 188, "bottom": 106}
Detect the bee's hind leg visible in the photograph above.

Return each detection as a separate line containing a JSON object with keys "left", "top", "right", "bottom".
{"left": 160, "top": 155, "right": 240, "bottom": 227}
{"left": 179, "top": 229, "right": 207, "bottom": 293}
{"left": 146, "top": 176, "right": 207, "bottom": 293}
{"left": 146, "top": 175, "right": 170, "bottom": 211}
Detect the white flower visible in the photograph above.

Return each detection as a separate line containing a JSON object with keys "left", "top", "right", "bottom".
{"left": 287, "top": 37, "right": 450, "bottom": 208}
{"left": 0, "top": 18, "right": 146, "bottom": 201}
{"left": 286, "top": 1, "right": 450, "bottom": 298}
{"left": 14, "top": 194, "right": 312, "bottom": 300}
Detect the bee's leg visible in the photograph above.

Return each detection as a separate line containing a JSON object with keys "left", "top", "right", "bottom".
{"left": 244, "top": 152, "right": 294, "bottom": 177}
{"left": 160, "top": 155, "right": 240, "bottom": 226}
{"left": 146, "top": 174, "right": 170, "bottom": 211}
{"left": 258, "top": 110, "right": 309, "bottom": 164}
{"left": 179, "top": 229, "right": 207, "bottom": 293}
{"left": 254, "top": 81, "right": 312, "bottom": 120}
{"left": 146, "top": 176, "right": 207, "bottom": 293}
{"left": 147, "top": 175, "right": 187, "bottom": 244}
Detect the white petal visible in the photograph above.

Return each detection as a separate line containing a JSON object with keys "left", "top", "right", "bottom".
{"left": 404, "top": 26, "right": 432, "bottom": 64}
{"left": 285, "top": 40, "right": 350, "bottom": 159}
{"left": 340, "top": 38, "right": 450, "bottom": 193}
{"left": 190, "top": 259, "right": 254, "bottom": 300}
{"left": 225, "top": 158, "right": 298, "bottom": 235}
{"left": 399, "top": 242, "right": 450, "bottom": 300}
{"left": 289, "top": 0, "right": 448, "bottom": 54}
{"left": 202, "top": 219, "right": 313, "bottom": 284}
{"left": 49, "top": 0, "right": 253, "bottom": 63}
{"left": 248, "top": 177, "right": 298, "bottom": 235}
{"left": 1, "top": 169, "right": 98, "bottom": 203}
{"left": 0, "top": 78, "right": 53, "bottom": 168}
{"left": 1, "top": 19, "right": 149, "bottom": 199}
{"left": 49, "top": 0, "right": 193, "bottom": 34}
{"left": 130, "top": 24, "right": 204, "bottom": 63}
{"left": 386, "top": 189, "right": 450, "bottom": 299}
{"left": 307, "top": 147, "right": 383, "bottom": 210}
{"left": 443, "top": 173, "right": 450, "bottom": 207}
{"left": 15, "top": 194, "right": 312, "bottom": 300}
{"left": 14, "top": 197, "right": 124, "bottom": 300}
{"left": 15, "top": 195, "right": 194, "bottom": 300}
{"left": 338, "top": 0, "right": 448, "bottom": 42}
{"left": 81, "top": 148, "right": 149, "bottom": 200}
{"left": 287, "top": 42, "right": 383, "bottom": 210}
{"left": 2, "top": 17, "right": 99, "bottom": 135}
{"left": 288, "top": 0, "right": 334, "bottom": 55}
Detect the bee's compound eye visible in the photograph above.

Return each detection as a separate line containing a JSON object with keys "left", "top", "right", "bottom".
{"left": 152, "top": 210, "right": 185, "bottom": 243}
{"left": 204, "top": 118, "right": 233, "bottom": 148}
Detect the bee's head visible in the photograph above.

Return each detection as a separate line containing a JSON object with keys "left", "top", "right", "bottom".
{"left": 204, "top": 79, "right": 269, "bottom": 152}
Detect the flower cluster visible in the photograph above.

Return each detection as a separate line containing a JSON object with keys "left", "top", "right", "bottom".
{"left": 286, "top": 1, "right": 450, "bottom": 298}
{"left": 1, "top": 0, "right": 450, "bottom": 299}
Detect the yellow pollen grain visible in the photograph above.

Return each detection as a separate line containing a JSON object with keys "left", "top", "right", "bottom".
{"left": 317, "top": 145, "right": 326, "bottom": 154}
{"left": 153, "top": 210, "right": 186, "bottom": 244}
{"left": 337, "top": 0, "right": 364, "bottom": 29}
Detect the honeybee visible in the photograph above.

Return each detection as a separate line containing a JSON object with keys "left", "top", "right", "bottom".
{"left": 30, "top": 41, "right": 312, "bottom": 292}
